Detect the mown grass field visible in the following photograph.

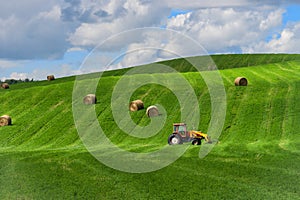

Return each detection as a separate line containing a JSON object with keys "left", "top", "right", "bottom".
{"left": 0, "top": 54, "right": 299, "bottom": 199}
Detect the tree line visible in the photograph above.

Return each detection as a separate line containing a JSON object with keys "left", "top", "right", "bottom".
{"left": 0, "top": 78, "right": 35, "bottom": 85}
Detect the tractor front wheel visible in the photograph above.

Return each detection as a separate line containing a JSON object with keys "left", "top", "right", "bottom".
{"left": 168, "top": 134, "right": 182, "bottom": 145}
{"left": 192, "top": 139, "right": 201, "bottom": 145}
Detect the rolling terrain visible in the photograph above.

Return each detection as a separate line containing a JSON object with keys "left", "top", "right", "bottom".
{"left": 0, "top": 54, "right": 299, "bottom": 199}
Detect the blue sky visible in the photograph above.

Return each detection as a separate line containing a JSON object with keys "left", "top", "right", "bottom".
{"left": 284, "top": 4, "right": 300, "bottom": 24}
{"left": 1, "top": 1, "right": 300, "bottom": 81}
{"left": 168, "top": 9, "right": 190, "bottom": 18}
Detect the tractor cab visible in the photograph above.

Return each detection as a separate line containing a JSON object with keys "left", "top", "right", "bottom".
{"left": 173, "top": 123, "right": 188, "bottom": 137}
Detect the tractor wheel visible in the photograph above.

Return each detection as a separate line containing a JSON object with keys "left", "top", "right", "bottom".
{"left": 168, "top": 134, "right": 182, "bottom": 145}
{"left": 192, "top": 139, "right": 201, "bottom": 145}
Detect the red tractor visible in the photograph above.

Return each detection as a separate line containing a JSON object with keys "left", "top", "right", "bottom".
{"left": 168, "top": 123, "right": 212, "bottom": 145}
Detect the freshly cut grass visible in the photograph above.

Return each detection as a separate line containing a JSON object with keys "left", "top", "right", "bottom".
{"left": 0, "top": 54, "right": 299, "bottom": 199}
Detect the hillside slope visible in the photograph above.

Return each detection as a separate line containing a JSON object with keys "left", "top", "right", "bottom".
{"left": 0, "top": 55, "right": 299, "bottom": 199}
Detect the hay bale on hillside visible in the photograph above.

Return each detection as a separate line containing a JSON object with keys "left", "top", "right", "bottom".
{"left": 235, "top": 77, "right": 248, "bottom": 86}
{"left": 0, "top": 115, "right": 12, "bottom": 127}
{"left": 1, "top": 83, "right": 9, "bottom": 89}
{"left": 146, "top": 105, "right": 159, "bottom": 117}
{"left": 129, "top": 100, "right": 144, "bottom": 111}
{"left": 47, "top": 75, "right": 55, "bottom": 81}
{"left": 83, "top": 94, "right": 97, "bottom": 105}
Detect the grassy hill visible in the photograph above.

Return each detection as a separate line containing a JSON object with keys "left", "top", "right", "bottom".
{"left": 0, "top": 54, "right": 299, "bottom": 199}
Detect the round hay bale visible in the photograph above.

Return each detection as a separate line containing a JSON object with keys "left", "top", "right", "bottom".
{"left": 129, "top": 100, "right": 144, "bottom": 112}
{"left": 146, "top": 105, "right": 159, "bottom": 117}
{"left": 1, "top": 83, "right": 9, "bottom": 89}
{"left": 83, "top": 94, "right": 97, "bottom": 105}
{"left": 234, "top": 77, "right": 248, "bottom": 86}
{"left": 47, "top": 75, "right": 55, "bottom": 81}
{"left": 0, "top": 115, "right": 12, "bottom": 127}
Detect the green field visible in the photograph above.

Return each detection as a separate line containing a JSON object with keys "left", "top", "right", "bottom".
{"left": 0, "top": 54, "right": 299, "bottom": 199}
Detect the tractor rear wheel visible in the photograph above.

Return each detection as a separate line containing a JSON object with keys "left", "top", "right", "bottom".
{"left": 168, "top": 134, "right": 182, "bottom": 145}
{"left": 192, "top": 139, "right": 201, "bottom": 145}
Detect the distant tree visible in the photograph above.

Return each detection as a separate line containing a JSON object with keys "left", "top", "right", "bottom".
{"left": 3, "top": 78, "right": 36, "bottom": 85}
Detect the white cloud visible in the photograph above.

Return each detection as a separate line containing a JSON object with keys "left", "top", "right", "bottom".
{"left": 8, "top": 72, "right": 30, "bottom": 80}
{"left": 0, "top": 60, "right": 20, "bottom": 69}
{"left": 243, "top": 22, "right": 300, "bottom": 53}
{"left": 112, "top": 29, "right": 209, "bottom": 68}
{"left": 0, "top": 59, "right": 29, "bottom": 81}
{"left": 66, "top": 47, "right": 85, "bottom": 52}
{"left": 164, "top": 0, "right": 251, "bottom": 9}
{"left": 37, "top": 5, "right": 61, "bottom": 21}
{"left": 259, "top": 9, "right": 284, "bottom": 31}
{"left": 163, "top": 0, "right": 300, "bottom": 9}
{"left": 0, "top": 0, "right": 59, "bottom": 19}
{"left": 166, "top": 7, "right": 285, "bottom": 53}
{"left": 0, "top": 2, "right": 72, "bottom": 60}
{"left": 68, "top": 0, "right": 170, "bottom": 47}
{"left": 1, "top": 0, "right": 298, "bottom": 62}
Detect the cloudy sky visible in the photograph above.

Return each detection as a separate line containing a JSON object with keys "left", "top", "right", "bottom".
{"left": 1, "top": 0, "right": 300, "bottom": 80}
